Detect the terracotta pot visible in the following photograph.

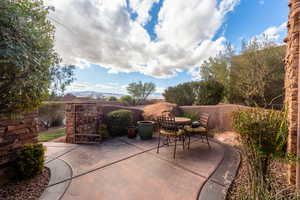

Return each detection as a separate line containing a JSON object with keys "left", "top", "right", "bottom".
{"left": 127, "top": 126, "right": 137, "bottom": 139}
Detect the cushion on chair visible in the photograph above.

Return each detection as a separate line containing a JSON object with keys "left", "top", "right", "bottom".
{"left": 184, "top": 125, "right": 206, "bottom": 133}
{"left": 160, "top": 129, "right": 185, "bottom": 136}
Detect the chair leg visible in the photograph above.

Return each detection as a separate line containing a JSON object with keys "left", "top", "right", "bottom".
{"left": 201, "top": 135, "right": 204, "bottom": 143}
{"left": 188, "top": 134, "right": 191, "bottom": 150}
{"left": 157, "top": 133, "right": 161, "bottom": 153}
{"left": 173, "top": 137, "right": 177, "bottom": 159}
{"left": 206, "top": 136, "right": 211, "bottom": 149}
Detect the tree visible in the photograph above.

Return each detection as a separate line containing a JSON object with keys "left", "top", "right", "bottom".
{"left": 0, "top": 0, "right": 74, "bottom": 114}
{"left": 163, "top": 81, "right": 224, "bottom": 106}
{"left": 200, "top": 43, "right": 233, "bottom": 102}
{"left": 163, "top": 82, "right": 195, "bottom": 106}
{"left": 194, "top": 80, "right": 224, "bottom": 105}
{"left": 230, "top": 39, "right": 285, "bottom": 108}
{"left": 126, "top": 81, "right": 156, "bottom": 105}
{"left": 200, "top": 37, "right": 285, "bottom": 109}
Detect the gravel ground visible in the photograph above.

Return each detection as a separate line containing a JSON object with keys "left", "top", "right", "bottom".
{"left": 214, "top": 132, "right": 298, "bottom": 200}
{"left": 0, "top": 167, "right": 50, "bottom": 200}
{"left": 226, "top": 149, "right": 298, "bottom": 200}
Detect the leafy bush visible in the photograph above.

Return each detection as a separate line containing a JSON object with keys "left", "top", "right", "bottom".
{"left": 232, "top": 108, "right": 289, "bottom": 198}
{"left": 194, "top": 80, "right": 224, "bottom": 105}
{"left": 182, "top": 112, "right": 199, "bottom": 122}
{"left": 120, "top": 95, "right": 135, "bottom": 106}
{"left": 98, "top": 124, "right": 109, "bottom": 139}
{"left": 106, "top": 109, "right": 133, "bottom": 136}
{"left": 107, "top": 96, "right": 118, "bottom": 101}
{"left": 38, "top": 103, "right": 65, "bottom": 128}
{"left": 15, "top": 144, "right": 45, "bottom": 180}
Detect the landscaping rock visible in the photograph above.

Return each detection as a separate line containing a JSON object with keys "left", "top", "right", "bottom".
{"left": 143, "top": 102, "right": 181, "bottom": 120}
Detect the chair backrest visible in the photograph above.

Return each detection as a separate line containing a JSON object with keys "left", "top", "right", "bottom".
{"left": 199, "top": 113, "right": 209, "bottom": 128}
{"left": 157, "top": 115, "right": 178, "bottom": 131}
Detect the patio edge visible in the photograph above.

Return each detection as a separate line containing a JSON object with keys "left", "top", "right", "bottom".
{"left": 198, "top": 140, "right": 241, "bottom": 200}
{"left": 39, "top": 158, "right": 73, "bottom": 200}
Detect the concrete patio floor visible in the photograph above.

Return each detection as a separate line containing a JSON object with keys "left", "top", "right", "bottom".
{"left": 41, "top": 135, "right": 239, "bottom": 200}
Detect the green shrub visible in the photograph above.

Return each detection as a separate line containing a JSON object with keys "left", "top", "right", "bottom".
{"left": 39, "top": 103, "right": 65, "bottom": 128}
{"left": 98, "top": 124, "right": 110, "bottom": 139}
{"left": 232, "top": 108, "right": 289, "bottom": 198}
{"left": 120, "top": 95, "right": 135, "bottom": 106}
{"left": 194, "top": 80, "right": 224, "bottom": 105}
{"left": 107, "top": 96, "right": 118, "bottom": 101}
{"left": 182, "top": 112, "right": 199, "bottom": 122}
{"left": 15, "top": 144, "right": 45, "bottom": 180}
{"left": 106, "top": 109, "right": 133, "bottom": 136}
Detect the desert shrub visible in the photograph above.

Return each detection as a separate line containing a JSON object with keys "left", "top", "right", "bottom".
{"left": 106, "top": 109, "right": 133, "bottom": 136}
{"left": 15, "top": 144, "right": 45, "bottom": 180}
{"left": 194, "top": 80, "right": 224, "bottom": 105}
{"left": 107, "top": 96, "right": 118, "bottom": 101}
{"left": 120, "top": 95, "right": 135, "bottom": 106}
{"left": 182, "top": 112, "right": 199, "bottom": 122}
{"left": 39, "top": 103, "right": 65, "bottom": 128}
{"left": 232, "top": 108, "right": 290, "bottom": 198}
{"left": 98, "top": 124, "right": 109, "bottom": 139}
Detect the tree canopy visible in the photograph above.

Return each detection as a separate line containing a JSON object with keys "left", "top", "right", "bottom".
{"left": 0, "top": 0, "right": 74, "bottom": 114}
{"left": 126, "top": 81, "right": 156, "bottom": 105}
{"left": 163, "top": 80, "right": 224, "bottom": 106}
{"left": 200, "top": 38, "right": 285, "bottom": 109}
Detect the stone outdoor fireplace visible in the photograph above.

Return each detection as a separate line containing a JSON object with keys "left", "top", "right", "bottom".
{"left": 65, "top": 103, "right": 103, "bottom": 144}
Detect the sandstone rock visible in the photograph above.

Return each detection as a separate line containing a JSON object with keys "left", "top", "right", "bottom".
{"left": 143, "top": 102, "right": 181, "bottom": 120}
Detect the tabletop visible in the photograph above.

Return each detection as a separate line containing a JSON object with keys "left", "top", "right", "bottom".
{"left": 174, "top": 117, "right": 192, "bottom": 125}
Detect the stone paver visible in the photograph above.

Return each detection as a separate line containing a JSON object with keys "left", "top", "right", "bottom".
{"left": 42, "top": 136, "right": 238, "bottom": 200}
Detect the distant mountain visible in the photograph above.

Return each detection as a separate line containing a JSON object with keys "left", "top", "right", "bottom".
{"left": 68, "top": 91, "right": 163, "bottom": 99}
{"left": 69, "top": 91, "right": 124, "bottom": 99}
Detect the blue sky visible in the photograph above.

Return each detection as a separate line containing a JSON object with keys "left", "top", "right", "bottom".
{"left": 47, "top": 0, "right": 288, "bottom": 95}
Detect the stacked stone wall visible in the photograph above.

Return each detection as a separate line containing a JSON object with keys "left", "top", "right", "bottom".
{"left": 285, "top": 0, "right": 300, "bottom": 184}
{"left": 0, "top": 112, "right": 38, "bottom": 168}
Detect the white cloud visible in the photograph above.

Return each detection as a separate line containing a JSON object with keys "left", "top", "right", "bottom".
{"left": 259, "top": 0, "right": 265, "bottom": 5}
{"left": 255, "top": 22, "right": 287, "bottom": 43}
{"left": 46, "top": 0, "right": 240, "bottom": 78}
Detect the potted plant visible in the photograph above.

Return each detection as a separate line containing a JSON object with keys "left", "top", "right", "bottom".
{"left": 137, "top": 121, "right": 154, "bottom": 140}
{"left": 127, "top": 126, "right": 137, "bottom": 139}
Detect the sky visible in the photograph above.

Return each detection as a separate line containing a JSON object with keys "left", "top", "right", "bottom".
{"left": 45, "top": 0, "right": 288, "bottom": 95}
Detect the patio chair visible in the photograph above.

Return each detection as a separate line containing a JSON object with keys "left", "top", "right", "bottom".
{"left": 156, "top": 116, "right": 186, "bottom": 159}
{"left": 184, "top": 113, "right": 211, "bottom": 148}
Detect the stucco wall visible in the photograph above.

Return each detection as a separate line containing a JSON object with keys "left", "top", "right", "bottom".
{"left": 180, "top": 104, "right": 250, "bottom": 131}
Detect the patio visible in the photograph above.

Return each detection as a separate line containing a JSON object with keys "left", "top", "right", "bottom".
{"left": 40, "top": 135, "right": 240, "bottom": 200}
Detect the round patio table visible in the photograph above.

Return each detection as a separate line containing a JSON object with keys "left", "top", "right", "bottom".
{"left": 174, "top": 117, "right": 191, "bottom": 126}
